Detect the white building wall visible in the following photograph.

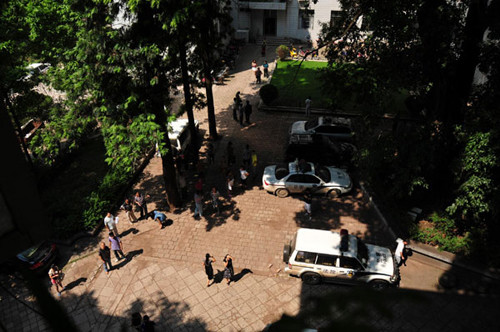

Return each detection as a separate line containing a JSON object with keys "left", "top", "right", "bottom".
{"left": 250, "top": 10, "right": 264, "bottom": 40}
{"left": 276, "top": 10, "right": 287, "bottom": 37}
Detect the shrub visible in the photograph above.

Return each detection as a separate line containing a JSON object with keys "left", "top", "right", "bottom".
{"left": 409, "top": 224, "right": 472, "bottom": 254}
{"left": 259, "top": 84, "right": 279, "bottom": 105}
{"left": 276, "top": 45, "right": 289, "bottom": 60}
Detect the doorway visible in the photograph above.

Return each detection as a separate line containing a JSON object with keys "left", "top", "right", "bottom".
{"left": 263, "top": 10, "right": 277, "bottom": 36}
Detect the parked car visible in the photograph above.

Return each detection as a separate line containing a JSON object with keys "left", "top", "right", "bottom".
{"left": 283, "top": 228, "right": 400, "bottom": 288}
{"left": 285, "top": 136, "right": 357, "bottom": 167}
{"left": 168, "top": 118, "right": 199, "bottom": 154}
{"left": 262, "top": 161, "right": 352, "bottom": 198}
{"left": 289, "top": 116, "right": 353, "bottom": 144}
{"left": 16, "top": 241, "right": 58, "bottom": 272}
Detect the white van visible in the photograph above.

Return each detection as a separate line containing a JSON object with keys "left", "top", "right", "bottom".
{"left": 168, "top": 118, "right": 199, "bottom": 154}
{"left": 283, "top": 228, "right": 400, "bottom": 289}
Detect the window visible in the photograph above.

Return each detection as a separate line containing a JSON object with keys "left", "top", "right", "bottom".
{"left": 315, "top": 166, "right": 331, "bottom": 183}
{"left": 295, "top": 251, "right": 317, "bottom": 264}
{"left": 339, "top": 256, "right": 363, "bottom": 270}
{"left": 304, "top": 118, "right": 319, "bottom": 130}
{"left": 316, "top": 254, "right": 337, "bottom": 267}
{"left": 287, "top": 174, "right": 319, "bottom": 184}
{"left": 316, "top": 125, "right": 351, "bottom": 134}
{"left": 330, "top": 10, "right": 342, "bottom": 27}
{"left": 299, "top": 10, "right": 314, "bottom": 29}
{"left": 275, "top": 165, "right": 289, "bottom": 180}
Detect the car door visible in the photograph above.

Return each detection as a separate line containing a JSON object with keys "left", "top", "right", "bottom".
{"left": 285, "top": 174, "right": 306, "bottom": 193}
{"left": 315, "top": 254, "right": 339, "bottom": 280}
{"left": 332, "top": 256, "right": 365, "bottom": 285}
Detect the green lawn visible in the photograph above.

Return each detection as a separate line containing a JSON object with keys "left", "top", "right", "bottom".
{"left": 270, "top": 60, "right": 329, "bottom": 108}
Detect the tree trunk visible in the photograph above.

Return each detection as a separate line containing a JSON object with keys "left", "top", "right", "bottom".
{"left": 178, "top": 36, "right": 197, "bottom": 140}
{"left": 204, "top": 66, "right": 218, "bottom": 140}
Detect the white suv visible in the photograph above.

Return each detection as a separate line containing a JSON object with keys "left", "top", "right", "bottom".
{"left": 168, "top": 118, "right": 199, "bottom": 154}
{"left": 283, "top": 228, "right": 400, "bottom": 289}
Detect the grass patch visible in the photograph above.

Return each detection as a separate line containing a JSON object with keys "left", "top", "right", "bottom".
{"left": 270, "top": 60, "right": 329, "bottom": 108}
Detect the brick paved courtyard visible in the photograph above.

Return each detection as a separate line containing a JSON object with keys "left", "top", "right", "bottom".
{"left": 2, "top": 44, "right": 500, "bottom": 331}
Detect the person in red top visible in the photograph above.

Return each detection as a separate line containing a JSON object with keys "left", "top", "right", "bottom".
{"left": 48, "top": 264, "right": 65, "bottom": 296}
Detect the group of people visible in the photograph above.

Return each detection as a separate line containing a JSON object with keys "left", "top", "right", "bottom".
{"left": 251, "top": 59, "right": 269, "bottom": 84}
{"left": 203, "top": 253, "right": 234, "bottom": 286}
{"left": 232, "top": 91, "right": 253, "bottom": 126}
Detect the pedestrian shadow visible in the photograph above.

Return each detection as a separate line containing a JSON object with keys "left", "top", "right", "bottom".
{"left": 213, "top": 269, "right": 225, "bottom": 284}
{"left": 114, "top": 249, "right": 144, "bottom": 270}
{"left": 160, "top": 219, "right": 173, "bottom": 228}
{"left": 64, "top": 277, "right": 87, "bottom": 291}
{"left": 232, "top": 268, "right": 253, "bottom": 283}
{"left": 120, "top": 228, "right": 139, "bottom": 237}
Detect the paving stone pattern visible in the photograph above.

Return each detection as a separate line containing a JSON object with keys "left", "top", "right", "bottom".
{"left": 1, "top": 44, "right": 499, "bottom": 331}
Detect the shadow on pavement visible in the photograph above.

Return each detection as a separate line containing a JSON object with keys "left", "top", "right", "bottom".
{"left": 113, "top": 249, "right": 144, "bottom": 270}
{"left": 64, "top": 277, "right": 87, "bottom": 291}
{"left": 119, "top": 227, "right": 139, "bottom": 238}
{"left": 232, "top": 268, "right": 253, "bottom": 283}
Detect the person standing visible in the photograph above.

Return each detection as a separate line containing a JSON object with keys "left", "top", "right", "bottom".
{"left": 134, "top": 192, "right": 149, "bottom": 219}
{"left": 255, "top": 67, "right": 262, "bottom": 84}
{"left": 303, "top": 192, "right": 312, "bottom": 221}
{"left": 207, "top": 143, "right": 215, "bottom": 164}
{"left": 194, "top": 190, "right": 203, "bottom": 218}
{"left": 263, "top": 60, "right": 269, "bottom": 78}
{"left": 251, "top": 150, "right": 258, "bottom": 181}
{"left": 305, "top": 96, "right": 312, "bottom": 116}
{"left": 227, "top": 172, "right": 234, "bottom": 198}
{"left": 251, "top": 60, "right": 257, "bottom": 72}
{"left": 48, "top": 264, "right": 65, "bottom": 296}
{"left": 104, "top": 212, "right": 119, "bottom": 238}
{"left": 211, "top": 187, "right": 220, "bottom": 215}
{"left": 240, "top": 166, "right": 249, "bottom": 189}
{"left": 203, "top": 253, "right": 216, "bottom": 287}
{"left": 244, "top": 100, "right": 252, "bottom": 124}
{"left": 109, "top": 232, "right": 126, "bottom": 262}
{"left": 261, "top": 39, "right": 267, "bottom": 57}
{"left": 395, "top": 238, "right": 409, "bottom": 266}
{"left": 177, "top": 171, "right": 187, "bottom": 201}
{"left": 232, "top": 97, "right": 239, "bottom": 121}
{"left": 152, "top": 210, "right": 167, "bottom": 229}
{"left": 223, "top": 254, "right": 234, "bottom": 285}
{"left": 99, "top": 242, "right": 112, "bottom": 275}
{"left": 120, "top": 198, "right": 137, "bottom": 224}
{"left": 242, "top": 144, "right": 251, "bottom": 168}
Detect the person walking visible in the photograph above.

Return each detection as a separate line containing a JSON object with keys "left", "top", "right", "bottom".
{"left": 109, "top": 232, "right": 126, "bottom": 262}
{"left": 395, "top": 238, "right": 409, "bottom": 266}
{"left": 194, "top": 190, "right": 203, "bottom": 218}
{"left": 210, "top": 187, "right": 220, "bottom": 215}
{"left": 99, "top": 242, "right": 113, "bottom": 275}
{"left": 134, "top": 192, "right": 149, "bottom": 219}
{"left": 104, "top": 212, "right": 119, "bottom": 238}
{"left": 261, "top": 39, "right": 267, "bottom": 57}
{"left": 244, "top": 100, "right": 252, "bottom": 124}
{"left": 305, "top": 96, "right": 312, "bottom": 116}
{"left": 303, "top": 192, "right": 312, "bottom": 221}
{"left": 232, "top": 97, "right": 239, "bottom": 121}
{"left": 203, "top": 253, "right": 216, "bottom": 287}
{"left": 206, "top": 143, "right": 215, "bottom": 164}
{"left": 251, "top": 150, "right": 258, "bottom": 179}
{"left": 227, "top": 172, "right": 234, "bottom": 198}
{"left": 120, "top": 198, "right": 138, "bottom": 224}
{"left": 255, "top": 67, "right": 262, "bottom": 84}
{"left": 223, "top": 254, "right": 234, "bottom": 285}
{"left": 251, "top": 60, "right": 257, "bottom": 72}
{"left": 226, "top": 141, "right": 235, "bottom": 166}
{"left": 48, "top": 264, "right": 65, "bottom": 296}
{"left": 152, "top": 210, "right": 167, "bottom": 229}
{"left": 240, "top": 166, "right": 249, "bottom": 189}
{"left": 177, "top": 171, "right": 187, "bottom": 201}
{"left": 263, "top": 60, "right": 269, "bottom": 78}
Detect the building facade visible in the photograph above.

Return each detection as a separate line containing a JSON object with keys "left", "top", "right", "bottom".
{"left": 230, "top": 0, "right": 342, "bottom": 43}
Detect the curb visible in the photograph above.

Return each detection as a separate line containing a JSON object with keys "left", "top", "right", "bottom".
{"left": 359, "top": 182, "right": 500, "bottom": 281}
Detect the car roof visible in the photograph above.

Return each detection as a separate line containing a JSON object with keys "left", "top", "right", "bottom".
{"left": 295, "top": 228, "right": 358, "bottom": 258}
{"left": 288, "top": 161, "right": 315, "bottom": 174}
{"left": 319, "top": 116, "right": 352, "bottom": 127}
{"left": 168, "top": 119, "right": 189, "bottom": 139}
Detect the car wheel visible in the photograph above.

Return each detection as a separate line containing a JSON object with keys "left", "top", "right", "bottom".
{"left": 301, "top": 272, "right": 321, "bottom": 285}
{"left": 275, "top": 188, "right": 289, "bottom": 198}
{"left": 369, "top": 280, "right": 390, "bottom": 290}
{"left": 328, "top": 189, "right": 341, "bottom": 198}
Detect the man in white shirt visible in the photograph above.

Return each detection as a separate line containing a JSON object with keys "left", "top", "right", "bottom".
{"left": 305, "top": 96, "right": 311, "bottom": 116}
{"left": 104, "top": 212, "right": 119, "bottom": 237}
{"left": 395, "top": 238, "right": 408, "bottom": 266}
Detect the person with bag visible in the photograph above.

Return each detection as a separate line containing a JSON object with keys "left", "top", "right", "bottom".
{"left": 99, "top": 242, "right": 113, "bottom": 275}
{"left": 48, "top": 264, "right": 65, "bottom": 296}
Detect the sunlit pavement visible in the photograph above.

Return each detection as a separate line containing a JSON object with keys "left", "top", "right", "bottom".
{"left": 2, "top": 44, "right": 499, "bottom": 331}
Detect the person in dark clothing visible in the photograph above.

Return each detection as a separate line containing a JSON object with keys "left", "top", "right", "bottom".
{"left": 207, "top": 143, "right": 215, "bottom": 164}
{"left": 244, "top": 100, "right": 252, "bottom": 124}
{"left": 226, "top": 141, "right": 235, "bottom": 166}
{"left": 255, "top": 67, "right": 262, "bottom": 84}
{"left": 203, "top": 253, "right": 216, "bottom": 287}
{"left": 99, "top": 242, "right": 113, "bottom": 275}
{"left": 141, "top": 315, "right": 155, "bottom": 332}
{"left": 223, "top": 254, "right": 234, "bottom": 285}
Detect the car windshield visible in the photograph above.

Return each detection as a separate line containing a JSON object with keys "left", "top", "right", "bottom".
{"left": 304, "top": 118, "right": 319, "bottom": 130}
{"left": 19, "top": 245, "right": 40, "bottom": 258}
{"left": 356, "top": 237, "right": 369, "bottom": 266}
{"left": 275, "top": 164, "right": 289, "bottom": 180}
{"left": 315, "top": 166, "right": 331, "bottom": 182}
